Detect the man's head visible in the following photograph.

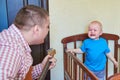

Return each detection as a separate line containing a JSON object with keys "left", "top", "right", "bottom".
{"left": 14, "top": 5, "right": 49, "bottom": 45}
{"left": 88, "top": 20, "right": 103, "bottom": 40}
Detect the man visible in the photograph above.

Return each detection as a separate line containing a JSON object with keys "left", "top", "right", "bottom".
{"left": 0, "top": 5, "right": 56, "bottom": 80}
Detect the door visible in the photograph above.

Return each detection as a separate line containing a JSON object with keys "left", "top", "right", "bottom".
{"left": 0, "top": 0, "right": 50, "bottom": 80}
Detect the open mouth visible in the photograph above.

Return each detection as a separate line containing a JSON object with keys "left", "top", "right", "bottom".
{"left": 90, "top": 34, "right": 95, "bottom": 36}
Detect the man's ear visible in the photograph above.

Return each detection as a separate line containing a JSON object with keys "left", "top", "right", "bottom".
{"left": 33, "top": 25, "right": 40, "bottom": 34}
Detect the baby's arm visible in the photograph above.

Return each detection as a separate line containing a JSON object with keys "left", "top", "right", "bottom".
{"left": 106, "top": 52, "right": 118, "bottom": 68}
{"left": 66, "top": 48, "right": 83, "bottom": 54}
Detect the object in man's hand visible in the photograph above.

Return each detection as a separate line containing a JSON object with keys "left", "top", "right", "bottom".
{"left": 37, "top": 48, "right": 56, "bottom": 80}
{"left": 47, "top": 48, "right": 56, "bottom": 57}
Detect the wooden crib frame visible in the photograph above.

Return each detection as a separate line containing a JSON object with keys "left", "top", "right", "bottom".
{"left": 61, "top": 33, "right": 119, "bottom": 80}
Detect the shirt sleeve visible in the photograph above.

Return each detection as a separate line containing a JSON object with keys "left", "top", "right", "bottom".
{"left": 0, "top": 43, "right": 22, "bottom": 80}
{"left": 80, "top": 40, "right": 86, "bottom": 53}
{"left": 32, "top": 63, "right": 43, "bottom": 80}
{"left": 104, "top": 40, "right": 110, "bottom": 54}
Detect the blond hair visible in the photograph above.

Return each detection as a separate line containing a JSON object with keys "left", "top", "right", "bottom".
{"left": 89, "top": 20, "right": 103, "bottom": 31}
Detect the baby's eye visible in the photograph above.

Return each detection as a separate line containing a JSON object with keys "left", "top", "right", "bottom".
{"left": 47, "top": 26, "right": 49, "bottom": 29}
{"left": 88, "top": 29, "right": 92, "bottom": 31}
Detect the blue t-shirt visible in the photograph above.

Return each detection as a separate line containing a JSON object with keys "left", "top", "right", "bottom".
{"left": 80, "top": 37, "right": 110, "bottom": 72}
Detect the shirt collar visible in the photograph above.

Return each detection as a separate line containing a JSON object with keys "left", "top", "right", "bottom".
{"left": 9, "top": 24, "right": 31, "bottom": 53}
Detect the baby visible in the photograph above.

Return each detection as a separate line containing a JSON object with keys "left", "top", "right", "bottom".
{"left": 66, "top": 21, "right": 118, "bottom": 80}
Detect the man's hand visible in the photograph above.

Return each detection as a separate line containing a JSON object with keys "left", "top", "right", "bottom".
{"left": 49, "top": 56, "right": 57, "bottom": 69}
{"left": 41, "top": 55, "right": 56, "bottom": 70}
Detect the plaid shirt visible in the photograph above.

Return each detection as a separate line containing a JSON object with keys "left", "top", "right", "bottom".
{"left": 0, "top": 24, "right": 42, "bottom": 80}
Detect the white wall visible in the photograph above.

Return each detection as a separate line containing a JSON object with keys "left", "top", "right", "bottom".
{"left": 49, "top": 0, "right": 120, "bottom": 80}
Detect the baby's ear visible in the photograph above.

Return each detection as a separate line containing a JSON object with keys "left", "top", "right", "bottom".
{"left": 100, "top": 31, "right": 103, "bottom": 35}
